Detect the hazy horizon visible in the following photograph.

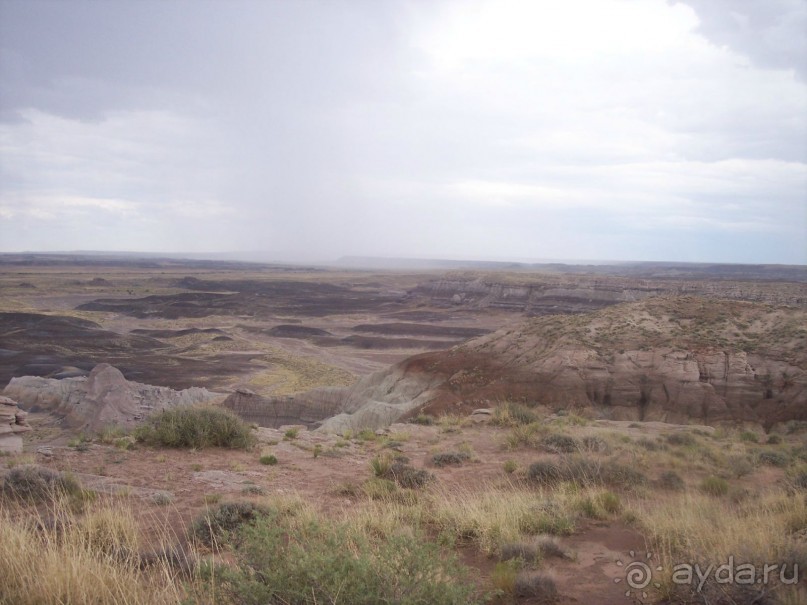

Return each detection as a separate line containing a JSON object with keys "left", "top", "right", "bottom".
{"left": 1, "top": 0, "right": 805, "bottom": 265}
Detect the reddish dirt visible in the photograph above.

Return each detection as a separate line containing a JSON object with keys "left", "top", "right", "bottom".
{"left": 9, "top": 415, "right": 680, "bottom": 604}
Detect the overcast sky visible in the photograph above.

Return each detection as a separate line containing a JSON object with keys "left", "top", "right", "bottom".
{"left": 1, "top": 0, "right": 805, "bottom": 264}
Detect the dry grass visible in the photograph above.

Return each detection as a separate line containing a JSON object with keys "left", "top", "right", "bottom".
{"left": 630, "top": 489, "right": 807, "bottom": 602}
{"left": 0, "top": 497, "right": 195, "bottom": 605}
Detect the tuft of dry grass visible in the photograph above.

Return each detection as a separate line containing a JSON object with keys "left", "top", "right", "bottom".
{"left": 0, "top": 498, "right": 195, "bottom": 605}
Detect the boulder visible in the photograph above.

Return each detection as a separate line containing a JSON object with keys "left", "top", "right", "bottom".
{"left": 0, "top": 395, "right": 32, "bottom": 453}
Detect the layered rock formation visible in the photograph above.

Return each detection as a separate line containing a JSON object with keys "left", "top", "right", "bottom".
{"left": 222, "top": 387, "right": 345, "bottom": 428}
{"left": 0, "top": 395, "right": 31, "bottom": 453}
{"left": 282, "top": 296, "right": 806, "bottom": 433}
{"left": 414, "top": 273, "right": 807, "bottom": 314}
{"left": 3, "top": 363, "right": 221, "bottom": 432}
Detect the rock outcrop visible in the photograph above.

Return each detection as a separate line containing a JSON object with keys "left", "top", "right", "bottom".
{"left": 273, "top": 296, "right": 806, "bottom": 433}
{"left": 222, "top": 387, "right": 346, "bottom": 428}
{"left": 3, "top": 363, "right": 221, "bottom": 432}
{"left": 0, "top": 395, "right": 31, "bottom": 453}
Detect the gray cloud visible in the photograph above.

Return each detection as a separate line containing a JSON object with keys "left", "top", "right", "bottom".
{"left": 1, "top": 0, "right": 805, "bottom": 264}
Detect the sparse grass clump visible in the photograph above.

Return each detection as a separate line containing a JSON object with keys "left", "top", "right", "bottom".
{"left": 493, "top": 402, "right": 538, "bottom": 426}
{"left": 700, "top": 476, "right": 729, "bottom": 496}
{"left": 283, "top": 427, "right": 299, "bottom": 440}
{"left": 665, "top": 432, "right": 696, "bottom": 447}
{"left": 503, "top": 459, "right": 518, "bottom": 474}
{"left": 410, "top": 413, "right": 435, "bottom": 426}
{"left": 134, "top": 406, "right": 255, "bottom": 450}
{"left": 658, "top": 470, "right": 685, "bottom": 491}
{"left": 581, "top": 435, "right": 610, "bottom": 453}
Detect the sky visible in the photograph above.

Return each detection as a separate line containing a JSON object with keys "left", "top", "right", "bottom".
{"left": 0, "top": 0, "right": 805, "bottom": 265}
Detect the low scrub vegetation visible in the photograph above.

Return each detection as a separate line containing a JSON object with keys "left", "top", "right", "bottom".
{"left": 205, "top": 501, "right": 476, "bottom": 605}
{"left": 1, "top": 465, "right": 83, "bottom": 502}
{"left": 134, "top": 406, "right": 255, "bottom": 450}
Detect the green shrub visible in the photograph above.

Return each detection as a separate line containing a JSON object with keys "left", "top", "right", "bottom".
{"left": 1, "top": 465, "right": 83, "bottom": 502}
{"left": 283, "top": 428, "right": 299, "bottom": 440}
{"left": 739, "top": 430, "right": 759, "bottom": 443}
{"left": 259, "top": 454, "right": 278, "bottom": 466}
{"left": 211, "top": 509, "right": 476, "bottom": 604}
{"left": 432, "top": 452, "right": 470, "bottom": 467}
{"left": 134, "top": 406, "right": 255, "bottom": 449}
{"left": 700, "top": 476, "right": 729, "bottom": 496}
{"left": 503, "top": 459, "right": 518, "bottom": 474}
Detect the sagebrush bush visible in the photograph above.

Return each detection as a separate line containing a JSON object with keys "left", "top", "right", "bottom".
{"left": 541, "top": 433, "right": 579, "bottom": 453}
{"left": 581, "top": 435, "right": 610, "bottom": 453}
{"left": 527, "top": 457, "right": 646, "bottom": 488}
{"left": 1, "top": 465, "right": 83, "bottom": 502}
{"left": 191, "top": 501, "right": 268, "bottom": 547}
{"left": 134, "top": 406, "right": 255, "bottom": 449}
{"left": 757, "top": 450, "right": 790, "bottom": 467}
{"left": 514, "top": 571, "right": 557, "bottom": 600}
{"left": 432, "top": 452, "right": 470, "bottom": 467}
{"left": 386, "top": 461, "right": 433, "bottom": 488}
{"left": 658, "top": 470, "right": 685, "bottom": 491}
{"left": 666, "top": 432, "right": 696, "bottom": 446}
